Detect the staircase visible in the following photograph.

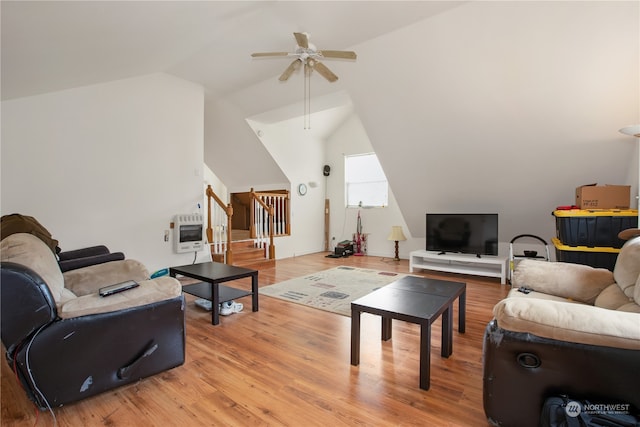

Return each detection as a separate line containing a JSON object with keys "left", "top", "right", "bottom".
{"left": 206, "top": 185, "right": 285, "bottom": 271}
{"left": 228, "top": 239, "right": 276, "bottom": 270}
{"left": 210, "top": 231, "right": 276, "bottom": 270}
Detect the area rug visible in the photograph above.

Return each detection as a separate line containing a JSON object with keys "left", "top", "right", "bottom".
{"left": 259, "top": 266, "right": 406, "bottom": 317}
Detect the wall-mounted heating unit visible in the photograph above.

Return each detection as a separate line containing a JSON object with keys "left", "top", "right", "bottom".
{"left": 174, "top": 213, "right": 204, "bottom": 253}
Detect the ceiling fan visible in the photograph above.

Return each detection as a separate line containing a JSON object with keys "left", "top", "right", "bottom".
{"left": 251, "top": 32, "right": 357, "bottom": 83}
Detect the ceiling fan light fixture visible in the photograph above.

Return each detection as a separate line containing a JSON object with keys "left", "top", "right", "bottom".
{"left": 251, "top": 32, "right": 357, "bottom": 129}
{"left": 619, "top": 125, "right": 640, "bottom": 137}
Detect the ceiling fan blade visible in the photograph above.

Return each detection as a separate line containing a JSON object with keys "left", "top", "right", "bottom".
{"left": 294, "top": 32, "right": 309, "bottom": 49}
{"left": 319, "top": 50, "right": 357, "bottom": 60}
{"left": 251, "top": 52, "right": 289, "bottom": 58}
{"left": 279, "top": 60, "right": 301, "bottom": 82}
{"left": 312, "top": 61, "right": 338, "bottom": 83}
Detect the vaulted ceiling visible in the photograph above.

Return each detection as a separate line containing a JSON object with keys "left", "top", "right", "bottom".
{"left": 2, "top": 1, "right": 638, "bottom": 242}
{"left": 1, "top": 1, "right": 463, "bottom": 101}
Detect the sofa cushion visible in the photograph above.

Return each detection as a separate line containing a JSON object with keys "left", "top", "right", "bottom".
{"left": 58, "top": 276, "right": 183, "bottom": 318}
{"left": 613, "top": 236, "right": 640, "bottom": 298}
{"left": 63, "top": 259, "right": 150, "bottom": 297}
{"left": 512, "top": 259, "right": 613, "bottom": 304}
{"left": 1, "top": 233, "right": 75, "bottom": 303}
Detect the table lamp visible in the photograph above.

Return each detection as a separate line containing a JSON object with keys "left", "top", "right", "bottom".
{"left": 387, "top": 226, "right": 407, "bottom": 261}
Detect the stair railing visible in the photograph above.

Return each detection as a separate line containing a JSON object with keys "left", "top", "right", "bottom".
{"left": 250, "top": 189, "right": 275, "bottom": 260}
{"left": 205, "top": 185, "right": 234, "bottom": 264}
{"left": 249, "top": 189, "right": 289, "bottom": 260}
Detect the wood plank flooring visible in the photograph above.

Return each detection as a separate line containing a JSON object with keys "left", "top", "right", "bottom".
{"left": 1, "top": 253, "right": 510, "bottom": 426}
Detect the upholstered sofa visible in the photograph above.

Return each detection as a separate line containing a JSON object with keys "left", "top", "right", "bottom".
{"left": 483, "top": 230, "right": 640, "bottom": 426}
{"left": 1, "top": 232, "right": 186, "bottom": 409}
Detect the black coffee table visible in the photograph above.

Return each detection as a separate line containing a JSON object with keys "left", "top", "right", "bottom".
{"left": 170, "top": 262, "right": 258, "bottom": 325}
{"left": 350, "top": 275, "right": 466, "bottom": 390}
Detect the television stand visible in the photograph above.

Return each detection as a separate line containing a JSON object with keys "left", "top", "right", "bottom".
{"left": 409, "top": 250, "right": 508, "bottom": 284}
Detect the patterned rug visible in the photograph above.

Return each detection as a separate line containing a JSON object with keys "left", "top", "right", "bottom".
{"left": 259, "top": 266, "right": 406, "bottom": 317}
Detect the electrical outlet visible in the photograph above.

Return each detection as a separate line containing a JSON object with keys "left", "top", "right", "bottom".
{"left": 164, "top": 230, "right": 170, "bottom": 242}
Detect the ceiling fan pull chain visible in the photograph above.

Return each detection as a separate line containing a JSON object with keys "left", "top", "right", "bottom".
{"left": 307, "top": 67, "right": 311, "bottom": 129}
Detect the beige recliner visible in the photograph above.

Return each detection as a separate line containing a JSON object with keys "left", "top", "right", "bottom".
{"left": 483, "top": 229, "right": 640, "bottom": 427}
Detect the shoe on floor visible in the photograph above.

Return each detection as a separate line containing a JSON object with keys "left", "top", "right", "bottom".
{"left": 219, "top": 301, "right": 233, "bottom": 316}
{"left": 231, "top": 302, "right": 243, "bottom": 313}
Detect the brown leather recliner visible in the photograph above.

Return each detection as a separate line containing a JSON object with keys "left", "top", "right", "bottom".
{"left": 1, "top": 232, "right": 186, "bottom": 409}
{"left": 482, "top": 230, "right": 640, "bottom": 426}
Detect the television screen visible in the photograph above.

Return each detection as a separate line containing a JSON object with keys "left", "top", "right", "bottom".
{"left": 426, "top": 213, "right": 498, "bottom": 256}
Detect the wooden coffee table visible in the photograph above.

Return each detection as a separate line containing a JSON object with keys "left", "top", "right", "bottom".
{"left": 350, "top": 275, "right": 466, "bottom": 390}
{"left": 170, "top": 262, "right": 258, "bottom": 325}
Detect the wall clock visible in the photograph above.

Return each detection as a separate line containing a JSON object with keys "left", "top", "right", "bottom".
{"left": 298, "top": 183, "right": 307, "bottom": 196}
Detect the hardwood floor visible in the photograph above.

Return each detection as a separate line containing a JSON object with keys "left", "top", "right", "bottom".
{"left": 1, "top": 253, "right": 510, "bottom": 426}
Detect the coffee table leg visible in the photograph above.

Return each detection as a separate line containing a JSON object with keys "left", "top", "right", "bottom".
{"left": 211, "top": 282, "right": 220, "bottom": 325}
{"left": 441, "top": 305, "right": 453, "bottom": 357}
{"left": 251, "top": 273, "right": 259, "bottom": 312}
{"left": 381, "top": 317, "right": 392, "bottom": 341}
{"left": 420, "top": 322, "right": 431, "bottom": 390}
{"left": 459, "top": 289, "right": 466, "bottom": 333}
{"left": 351, "top": 308, "right": 361, "bottom": 366}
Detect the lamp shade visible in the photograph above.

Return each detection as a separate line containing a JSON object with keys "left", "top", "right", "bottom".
{"left": 387, "top": 226, "right": 407, "bottom": 241}
{"left": 619, "top": 125, "right": 640, "bottom": 137}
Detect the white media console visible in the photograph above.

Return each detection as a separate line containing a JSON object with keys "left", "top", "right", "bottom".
{"left": 409, "top": 250, "right": 508, "bottom": 284}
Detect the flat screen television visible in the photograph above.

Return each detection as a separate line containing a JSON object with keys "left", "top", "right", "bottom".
{"left": 426, "top": 213, "right": 498, "bottom": 256}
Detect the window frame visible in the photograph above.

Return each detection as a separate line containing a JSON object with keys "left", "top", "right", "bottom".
{"left": 344, "top": 153, "right": 389, "bottom": 208}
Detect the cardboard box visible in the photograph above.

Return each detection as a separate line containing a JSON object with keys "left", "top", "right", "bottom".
{"left": 575, "top": 184, "right": 631, "bottom": 209}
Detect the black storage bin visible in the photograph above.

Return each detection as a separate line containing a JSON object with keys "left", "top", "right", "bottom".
{"left": 553, "top": 209, "right": 638, "bottom": 248}
{"left": 552, "top": 238, "right": 619, "bottom": 271}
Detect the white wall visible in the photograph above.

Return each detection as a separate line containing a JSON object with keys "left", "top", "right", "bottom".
{"left": 348, "top": 1, "right": 639, "bottom": 246}
{"left": 326, "top": 115, "right": 411, "bottom": 258}
{"left": 207, "top": 1, "right": 638, "bottom": 261}
{"left": 1, "top": 73, "right": 206, "bottom": 272}
{"left": 252, "top": 118, "right": 327, "bottom": 258}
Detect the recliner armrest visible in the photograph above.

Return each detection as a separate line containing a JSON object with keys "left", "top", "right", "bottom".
{"left": 0, "top": 262, "right": 58, "bottom": 353}
{"left": 58, "top": 245, "right": 111, "bottom": 261}
{"left": 493, "top": 297, "right": 640, "bottom": 350}
{"left": 59, "top": 252, "right": 125, "bottom": 272}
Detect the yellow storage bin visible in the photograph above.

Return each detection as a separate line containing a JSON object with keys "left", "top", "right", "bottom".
{"left": 552, "top": 237, "right": 619, "bottom": 271}
{"left": 552, "top": 209, "right": 638, "bottom": 249}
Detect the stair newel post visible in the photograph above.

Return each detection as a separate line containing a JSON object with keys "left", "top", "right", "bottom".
{"left": 226, "top": 203, "right": 233, "bottom": 265}
{"left": 268, "top": 205, "right": 275, "bottom": 259}
{"left": 206, "top": 185, "right": 213, "bottom": 244}
{"left": 249, "top": 188, "right": 256, "bottom": 240}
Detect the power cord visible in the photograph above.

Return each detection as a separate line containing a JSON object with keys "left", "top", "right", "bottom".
{"left": 24, "top": 324, "right": 57, "bottom": 426}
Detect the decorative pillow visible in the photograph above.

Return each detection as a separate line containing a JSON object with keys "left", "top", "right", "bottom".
{"left": 613, "top": 236, "right": 640, "bottom": 298}
{"left": 0, "top": 233, "right": 75, "bottom": 303}
{"left": 512, "top": 259, "right": 613, "bottom": 304}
